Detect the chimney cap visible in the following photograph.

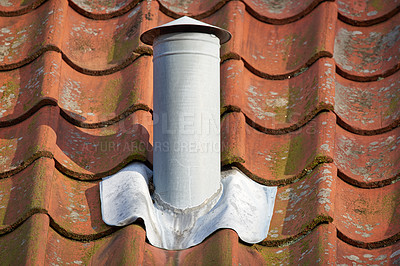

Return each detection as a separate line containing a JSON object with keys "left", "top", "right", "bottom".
{"left": 140, "top": 16, "right": 231, "bottom": 45}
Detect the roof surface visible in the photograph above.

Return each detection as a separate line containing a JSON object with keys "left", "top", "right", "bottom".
{"left": 0, "top": 0, "right": 399, "bottom": 264}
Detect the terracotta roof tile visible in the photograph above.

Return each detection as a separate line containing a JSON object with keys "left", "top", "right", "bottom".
{"left": 335, "top": 12, "right": 400, "bottom": 81}
{"left": 0, "top": 51, "right": 152, "bottom": 127}
{"left": 221, "top": 111, "right": 335, "bottom": 185}
{"left": 0, "top": 0, "right": 67, "bottom": 70}
{"left": 337, "top": 237, "right": 400, "bottom": 264}
{"left": 335, "top": 71, "right": 400, "bottom": 134}
{"left": 337, "top": 0, "right": 400, "bottom": 26}
{"left": 335, "top": 125, "right": 400, "bottom": 186}
{"left": 214, "top": 1, "right": 336, "bottom": 78}
{"left": 0, "top": 0, "right": 399, "bottom": 264}
{"left": 263, "top": 163, "right": 335, "bottom": 244}
{"left": 221, "top": 58, "right": 335, "bottom": 131}
{"left": 336, "top": 177, "right": 400, "bottom": 244}
{"left": 254, "top": 223, "right": 337, "bottom": 264}
{"left": 0, "top": 106, "right": 152, "bottom": 179}
{"left": 68, "top": 0, "right": 141, "bottom": 19}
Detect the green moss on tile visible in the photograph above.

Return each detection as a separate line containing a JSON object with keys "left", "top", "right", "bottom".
{"left": 1, "top": 80, "right": 18, "bottom": 99}
{"left": 300, "top": 215, "right": 333, "bottom": 232}
{"left": 107, "top": 39, "right": 133, "bottom": 63}
{"left": 82, "top": 240, "right": 102, "bottom": 265}
{"left": 20, "top": 0, "right": 33, "bottom": 6}
{"left": 221, "top": 147, "right": 245, "bottom": 165}
{"left": 107, "top": 15, "right": 142, "bottom": 64}
{"left": 129, "top": 88, "right": 139, "bottom": 106}
{"left": 270, "top": 134, "right": 306, "bottom": 178}
{"left": 384, "top": 94, "right": 400, "bottom": 117}
{"left": 253, "top": 245, "right": 293, "bottom": 265}
{"left": 27, "top": 114, "right": 38, "bottom": 134}
{"left": 370, "top": 0, "right": 383, "bottom": 11}
{"left": 102, "top": 77, "right": 123, "bottom": 114}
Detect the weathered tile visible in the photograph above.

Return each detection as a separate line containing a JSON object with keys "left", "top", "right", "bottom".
{"left": 335, "top": 72, "right": 400, "bottom": 133}
{"left": 337, "top": 0, "right": 400, "bottom": 25}
{"left": 336, "top": 178, "right": 400, "bottom": 243}
{"left": 69, "top": 0, "right": 140, "bottom": 19}
{"left": 253, "top": 223, "right": 337, "bottom": 265}
{"left": 59, "top": 55, "right": 152, "bottom": 126}
{"left": 337, "top": 237, "right": 400, "bottom": 265}
{"left": 0, "top": 51, "right": 61, "bottom": 126}
{"left": 335, "top": 126, "right": 400, "bottom": 185}
{"left": 245, "top": 0, "right": 328, "bottom": 23}
{"left": 0, "top": 0, "right": 67, "bottom": 70}
{"left": 221, "top": 111, "right": 336, "bottom": 185}
{"left": 204, "top": 1, "right": 336, "bottom": 77}
{"left": 0, "top": 106, "right": 58, "bottom": 176}
{"left": 56, "top": 109, "right": 153, "bottom": 178}
{"left": 265, "top": 164, "right": 335, "bottom": 243}
{"left": 335, "top": 12, "right": 400, "bottom": 80}
{"left": 46, "top": 222, "right": 147, "bottom": 265}
{"left": 0, "top": 213, "right": 49, "bottom": 265}
{"left": 221, "top": 58, "right": 335, "bottom": 131}
{"left": 0, "top": 158, "right": 53, "bottom": 234}
{"left": 63, "top": 0, "right": 157, "bottom": 73}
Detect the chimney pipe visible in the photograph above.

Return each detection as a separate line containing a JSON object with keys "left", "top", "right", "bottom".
{"left": 100, "top": 17, "right": 277, "bottom": 250}
{"left": 141, "top": 17, "right": 231, "bottom": 209}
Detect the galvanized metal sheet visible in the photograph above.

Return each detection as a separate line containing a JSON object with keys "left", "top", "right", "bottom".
{"left": 100, "top": 162, "right": 277, "bottom": 250}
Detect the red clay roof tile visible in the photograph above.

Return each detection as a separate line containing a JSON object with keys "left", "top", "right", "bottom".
{"left": 0, "top": 106, "right": 152, "bottom": 179}
{"left": 335, "top": 12, "right": 400, "bottom": 81}
{"left": 221, "top": 58, "right": 335, "bottom": 132}
{"left": 221, "top": 111, "right": 335, "bottom": 185}
{"left": 336, "top": 177, "right": 400, "bottom": 244}
{"left": 0, "top": 0, "right": 399, "bottom": 264}
{"left": 213, "top": 1, "right": 336, "bottom": 78}
{"left": 335, "top": 125, "right": 400, "bottom": 186}
{"left": 337, "top": 0, "right": 400, "bottom": 26}
{"left": 0, "top": 52, "right": 152, "bottom": 127}
{"left": 335, "top": 71, "right": 400, "bottom": 134}
{"left": 264, "top": 163, "right": 335, "bottom": 243}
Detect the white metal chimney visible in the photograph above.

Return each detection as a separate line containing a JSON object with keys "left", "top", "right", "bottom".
{"left": 141, "top": 17, "right": 231, "bottom": 209}
{"left": 100, "top": 17, "right": 277, "bottom": 250}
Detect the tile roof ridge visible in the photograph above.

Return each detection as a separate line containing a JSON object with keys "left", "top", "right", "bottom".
{"left": 334, "top": 12, "right": 400, "bottom": 81}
